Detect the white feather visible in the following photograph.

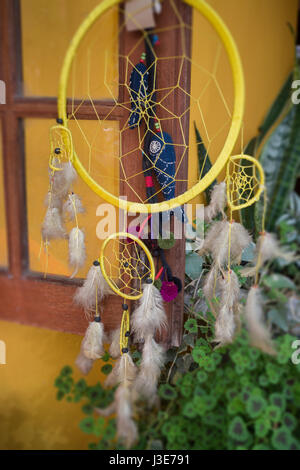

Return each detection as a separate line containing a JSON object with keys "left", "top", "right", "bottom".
{"left": 75, "top": 349, "right": 93, "bottom": 375}
{"left": 204, "top": 182, "right": 227, "bottom": 222}
{"left": 115, "top": 384, "right": 138, "bottom": 448}
{"left": 245, "top": 286, "right": 276, "bottom": 355}
{"left": 131, "top": 283, "right": 167, "bottom": 341}
{"left": 82, "top": 321, "right": 106, "bottom": 360}
{"left": 74, "top": 264, "right": 111, "bottom": 313}
{"left": 41, "top": 207, "right": 67, "bottom": 241}
{"left": 214, "top": 271, "right": 240, "bottom": 345}
{"left": 68, "top": 227, "right": 86, "bottom": 278}
{"left": 105, "top": 352, "right": 137, "bottom": 388}
{"left": 109, "top": 327, "right": 121, "bottom": 358}
{"left": 63, "top": 193, "right": 85, "bottom": 221}
{"left": 134, "top": 335, "right": 165, "bottom": 403}
{"left": 50, "top": 161, "right": 77, "bottom": 199}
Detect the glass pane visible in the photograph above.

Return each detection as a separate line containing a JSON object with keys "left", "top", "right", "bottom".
{"left": 20, "top": 0, "right": 118, "bottom": 98}
{"left": 25, "top": 118, "right": 119, "bottom": 277}
{"left": 0, "top": 123, "right": 8, "bottom": 267}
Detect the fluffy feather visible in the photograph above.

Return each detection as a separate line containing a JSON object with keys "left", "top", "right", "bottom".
{"left": 82, "top": 321, "right": 106, "bottom": 360}
{"left": 105, "top": 352, "right": 137, "bottom": 388}
{"left": 245, "top": 286, "right": 276, "bottom": 355}
{"left": 68, "top": 227, "right": 86, "bottom": 277}
{"left": 75, "top": 349, "right": 93, "bottom": 375}
{"left": 41, "top": 207, "right": 67, "bottom": 241}
{"left": 115, "top": 384, "right": 138, "bottom": 448}
{"left": 242, "top": 232, "right": 295, "bottom": 277}
{"left": 230, "top": 222, "right": 252, "bottom": 264}
{"left": 50, "top": 161, "right": 77, "bottom": 198}
{"left": 74, "top": 264, "right": 111, "bottom": 313}
{"left": 109, "top": 327, "right": 121, "bottom": 359}
{"left": 131, "top": 283, "right": 167, "bottom": 341}
{"left": 44, "top": 191, "right": 62, "bottom": 211}
{"left": 134, "top": 335, "right": 165, "bottom": 403}
{"left": 214, "top": 271, "right": 240, "bottom": 345}
{"left": 63, "top": 193, "right": 85, "bottom": 221}
{"left": 204, "top": 182, "right": 227, "bottom": 222}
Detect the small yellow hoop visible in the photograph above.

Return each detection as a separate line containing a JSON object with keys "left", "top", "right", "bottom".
{"left": 99, "top": 231, "right": 155, "bottom": 301}
{"left": 49, "top": 125, "right": 74, "bottom": 171}
{"left": 226, "top": 154, "right": 265, "bottom": 211}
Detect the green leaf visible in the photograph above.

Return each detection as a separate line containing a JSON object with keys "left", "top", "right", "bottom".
{"left": 159, "top": 384, "right": 177, "bottom": 400}
{"left": 254, "top": 418, "right": 271, "bottom": 438}
{"left": 271, "top": 427, "right": 293, "bottom": 450}
{"left": 93, "top": 417, "right": 105, "bottom": 437}
{"left": 228, "top": 416, "right": 249, "bottom": 443}
{"left": 101, "top": 364, "right": 113, "bottom": 376}
{"left": 185, "top": 252, "right": 203, "bottom": 280}
{"left": 246, "top": 395, "right": 267, "bottom": 418}
{"left": 268, "top": 308, "right": 289, "bottom": 332}
{"left": 184, "top": 318, "right": 198, "bottom": 333}
{"left": 79, "top": 416, "right": 95, "bottom": 434}
{"left": 262, "top": 273, "right": 296, "bottom": 290}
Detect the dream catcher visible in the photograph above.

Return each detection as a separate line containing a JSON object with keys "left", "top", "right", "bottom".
{"left": 40, "top": 0, "right": 271, "bottom": 447}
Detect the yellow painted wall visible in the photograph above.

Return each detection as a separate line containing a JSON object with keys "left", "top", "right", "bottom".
{"left": 0, "top": 0, "right": 298, "bottom": 450}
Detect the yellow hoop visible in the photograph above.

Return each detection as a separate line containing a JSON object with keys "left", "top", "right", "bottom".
{"left": 58, "top": 0, "right": 245, "bottom": 213}
{"left": 49, "top": 125, "right": 73, "bottom": 171}
{"left": 226, "top": 154, "right": 265, "bottom": 211}
{"left": 99, "top": 231, "right": 155, "bottom": 300}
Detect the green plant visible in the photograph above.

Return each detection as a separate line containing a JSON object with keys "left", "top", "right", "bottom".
{"left": 55, "top": 328, "right": 300, "bottom": 450}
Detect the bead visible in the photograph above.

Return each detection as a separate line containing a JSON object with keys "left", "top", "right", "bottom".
{"left": 122, "top": 347, "right": 128, "bottom": 354}
{"left": 56, "top": 118, "right": 63, "bottom": 124}
{"left": 125, "top": 331, "right": 130, "bottom": 337}
{"left": 122, "top": 304, "right": 128, "bottom": 310}
{"left": 94, "top": 317, "right": 101, "bottom": 322}
{"left": 93, "top": 260, "right": 100, "bottom": 266}
{"left": 146, "top": 277, "right": 153, "bottom": 284}
{"left": 54, "top": 148, "right": 61, "bottom": 154}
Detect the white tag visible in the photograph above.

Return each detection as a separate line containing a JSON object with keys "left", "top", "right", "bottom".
{"left": 125, "top": 0, "right": 156, "bottom": 32}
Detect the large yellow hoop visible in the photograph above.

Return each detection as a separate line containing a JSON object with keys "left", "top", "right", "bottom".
{"left": 99, "top": 231, "right": 155, "bottom": 301}
{"left": 58, "top": 0, "right": 245, "bottom": 213}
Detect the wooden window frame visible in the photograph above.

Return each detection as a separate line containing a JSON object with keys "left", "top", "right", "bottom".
{"left": 0, "top": 0, "right": 190, "bottom": 347}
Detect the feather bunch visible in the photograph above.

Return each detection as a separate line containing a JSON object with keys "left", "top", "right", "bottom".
{"left": 75, "top": 347, "right": 94, "bottom": 375}
{"left": 108, "top": 327, "right": 121, "bottom": 358}
{"left": 68, "top": 227, "right": 86, "bottom": 277}
{"left": 99, "top": 353, "right": 138, "bottom": 448}
{"left": 242, "top": 232, "right": 295, "bottom": 277}
{"left": 214, "top": 271, "right": 240, "bottom": 346}
{"left": 245, "top": 286, "right": 276, "bottom": 355}
{"left": 74, "top": 262, "right": 111, "bottom": 314}
{"left": 131, "top": 282, "right": 167, "bottom": 341}
{"left": 204, "top": 182, "right": 227, "bottom": 222}
{"left": 50, "top": 161, "right": 77, "bottom": 199}
{"left": 134, "top": 335, "right": 165, "bottom": 404}
{"left": 81, "top": 320, "right": 106, "bottom": 360}
{"left": 63, "top": 193, "right": 85, "bottom": 221}
{"left": 41, "top": 207, "right": 67, "bottom": 241}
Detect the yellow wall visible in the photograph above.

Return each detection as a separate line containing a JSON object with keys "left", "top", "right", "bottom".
{"left": 0, "top": 0, "right": 298, "bottom": 450}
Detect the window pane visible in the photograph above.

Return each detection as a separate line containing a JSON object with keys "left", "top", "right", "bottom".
{"left": 0, "top": 123, "right": 8, "bottom": 267}
{"left": 24, "top": 118, "right": 119, "bottom": 277}
{"left": 20, "top": 0, "right": 118, "bottom": 98}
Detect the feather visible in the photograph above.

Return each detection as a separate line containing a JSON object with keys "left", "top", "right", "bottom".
{"left": 101, "top": 352, "right": 138, "bottom": 447}
{"left": 82, "top": 321, "right": 106, "bottom": 360}
{"left": 68, "top": 227, "right": 86, "bottom": 278}
{"left": 44, "top": 191, "right": 62, "bottom": 211}
{"left": 50, "top": 161, "right": 77, "bottom": 198}
{"left": 63, "top": 193, "right": 85, "bottom": 221}
{"left": 214, "top": 271, "right": 240, "bottom": 345}
{"left": 105, "top": 352, "right": 137, "bottom": 388}
{"left": 75, "top": 349, "right": 93, "bottom": 375}
{"left": 245, "top": 286, "right": 276, "bottom": 355}
{"left": 241, "top": 232, "right": 295, "bottom": 277}
{"left": 109, "top": 327, "right": 121, "bottom": 359}
{"left": 230, "top": 222, "right": 252, "bottom": 264}
{"left": 41, "top": 207, "right": 67, "bottom": 241}
{"left": 115, "top": 384, "right": 138, "bottom": 448}
{"left": 131, "top": 282, "right": 167, "bottom": 341}
{"left": 204, "top": 182, "right": 227, "bottom": 222}
{"left": 74, "top": 262, "right": 111, "bottom": 313}
{"left": 202, "top": 263, "right": 219, "bottom": 301}
{"left": 134, "top": 335, "right": 165, "bottom": 403}
{"left": 95, "top": 402, "right": 116, "bottom": 417}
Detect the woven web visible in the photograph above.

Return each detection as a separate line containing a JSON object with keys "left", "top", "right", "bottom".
{"left": 102, "top": 237, "right": 151, "bottom": 299}
{"left": 65, "top": 0, "right": 234, "bottom": 205}
{"left": 227, "top": 159, "right": 261, "bottom": 206}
